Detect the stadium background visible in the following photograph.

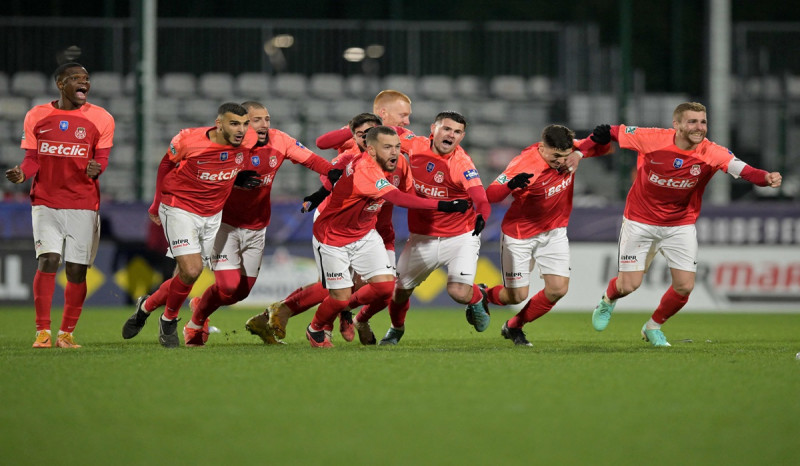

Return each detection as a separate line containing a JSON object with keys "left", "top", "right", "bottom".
{"left": 1, "top": 0, "right": 798, "bottom": 310}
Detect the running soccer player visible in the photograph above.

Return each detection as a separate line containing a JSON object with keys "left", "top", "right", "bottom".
{"left": 369, "top": 111, "right": 492, "bottom": 346}
{"left": 305, "top": 126, "right": 469, "bottom": 347}
{"left": 121, "top": 102, "right": 256, "bottom": 348}
{"left": 181, "top": 101, "right": 336, "bottom": 346}
{"left": 5, "top": 62, "right": 115, "bottom": 348}
{"left": 589, "top": 102, "right": 782, "bottom": 346}
{"left": 483, "top": 125, "right": 610, "bottom": 346}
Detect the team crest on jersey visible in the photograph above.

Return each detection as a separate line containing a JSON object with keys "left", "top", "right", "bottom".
{"left": 690, "top": 164, "right": 701, "bottom": 176}
{"left": 235, "top": 152, "right": 244, "bottom": 164}
{"left": 295, "top": 141, "right": 307, "bottom": 150}
{"left": 74, "top": 127, "right": 86, "bottom": 139}
{"left": 434, "top": 171, "right": 445, "bottom": 183}
{"left": 496, "top": 174, "right": 509, "bottom": 184}
{"left": 269, "top": 156, "right": 278, "bottom": 168}
{"left": 426, "top": 162, "right": 435, "bottom": 172}
{"left": 220, "top": 152, "right": 229, "bottom": 161}
{"left": 251, "top": 155, "right": 260, "bottom": 166}
{"left": 59, "top": 121, "right": 69, "bottom": 131}
{"left": 463, "top": 169, "right": 480, "bottom": 180}
{"left": 673, "top": 158, "right": 684, "bottom": 169}
{"left": 625, "top": 126, "right": 637, "bottom": 134}
{"left": 376, "top": 178, "right": 391, "bottom": 189}
{"left": 392, "top": 175, "right": 400, "bottom": 186}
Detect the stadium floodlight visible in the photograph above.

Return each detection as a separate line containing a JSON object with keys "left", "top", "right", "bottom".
{"left": 343, "top": 47, "right": 366, "bottom": 62}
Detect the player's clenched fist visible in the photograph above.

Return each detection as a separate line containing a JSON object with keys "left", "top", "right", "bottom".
{"left": 5, "top": 166, "right": 24, "bottom": 184}
{"left": 765, "top": 172, "right": 782, "bottom": 188}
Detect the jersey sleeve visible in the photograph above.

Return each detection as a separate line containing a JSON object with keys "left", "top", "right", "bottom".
{"left": 617, "top": 125, "right": 674, "bottom": 154}
{"left": 490, "top": 152, "right": 528, "bottom": 187}
{"left": 449, "top": 152, "right": 485, "bottom": 189}
{"left": 353, "top": 160, "right": 397, "bottom": 199}
{"left": 95, "top": 108, "right": 115, "bottom": 149}
{"left": 167, "top": 131, "right": 187, "bottom": 163}
{"left": 701, "top": 142, "right": 736, "bottom": 173}
{"left": 20, "top": 107, "right": 46, "bottom": 150}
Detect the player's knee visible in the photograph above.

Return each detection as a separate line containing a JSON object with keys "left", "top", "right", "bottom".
{"left": 38, "top": 253, "right": 60, "bottom": 272}
{"left": 64, "top": 263, "right": 88, "bottom": 283}
{"left": 672, "top": 283, "right": 694, "bottom": 296}
{"left": 506, "top": 288, "right": 528, "bottom": 305}
{"left": 547, "top": 285, "right": 568, "bottom": 302}
{"left": 617, "top": 279, "right": 641, "bottom": 296}
{"left": 371, "top": 280, "right": 395, "bottom": 300}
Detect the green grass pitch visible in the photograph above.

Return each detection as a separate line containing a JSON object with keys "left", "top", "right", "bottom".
{"left": 1, "top": 306, "right": 798, "bottom": 465}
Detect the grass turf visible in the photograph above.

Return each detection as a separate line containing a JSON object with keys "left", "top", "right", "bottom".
{"left": 1, "top": 307, "right": 798, "bottom": 465}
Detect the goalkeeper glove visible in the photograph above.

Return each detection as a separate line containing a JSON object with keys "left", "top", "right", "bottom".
{"left": 507, "top": 172, "right": 533, "bottom": 190}
{"left": 590, "top": 124, "right": 611, "bottom": 145}
{"left": 437, "top": 199, "right": 469, "bottom": 213}
{"left": 234, "top": 170, "right": 261, "bottom": 189}
{"left": 301, "top": 186, "right": 331, "bottom": 213}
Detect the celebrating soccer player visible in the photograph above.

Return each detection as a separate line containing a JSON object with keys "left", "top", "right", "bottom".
{"left": 590, "top": 102, "right": 782, "bottom": 346}
{"left": 5, "top": 62, "right": 115, "bottom": 349}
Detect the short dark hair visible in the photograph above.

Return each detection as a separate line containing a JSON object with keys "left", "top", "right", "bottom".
{"left": 365, "top": 125, "right": 398, "bottom": 146}
{"left": 241, "top": 101, "right": 265, "bottom": 111}
{"left": 541, "top": 125, "right": 575, "bottom": 151}
{"left": 217, "top": 102, "right": 248, "bottom": 117}
{"left": 434, "top": 111, "right": 467, "bottom": 128}
{"left": 53, "top": 62, "right": 86, "bottom": 83}
{"left": 349, "top": 113, "right": 383, "bottom": 132}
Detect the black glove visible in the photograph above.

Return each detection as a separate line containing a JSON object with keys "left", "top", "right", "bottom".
{"left": 437, "top": 199, "right": 469, "bottom": 213}
{"left": 507, "top": 172, "right": 533, "bottom": 190}
{"left": 590, "top": 124, "right": 611, "bottom": 145}
{"left": 327, "top": 168, "right": 343, "bottom": 184}
{"left": 301, "top": 186, "right": 331, "bottom": 213}
{"left": 472, "top": 214, "right": 485, "bottom": 236}
{"left": 234, "top": 170, "right": 261, "bottom": 189}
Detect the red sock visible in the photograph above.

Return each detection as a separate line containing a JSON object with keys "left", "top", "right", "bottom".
{"left": 356, "top": 297, "right": 391, "bottom": 322}
{"left": 388, "top": 299, "right": 410, "bottom": 328}
{"left": 508, "top": 290, "right": 555, "bottom": 328}
{"left": 347, "top": 281, "right": 395, "bottom": 309}
{"left": 146, "top": 277, "right": 171, "bottom": 312}
{"left": 33, "top": 271, "right": 56, "bottom": 331}
{"left": 285, "top": 282, "right": 328, "bottom": 316}
{"left": 606, "top": 277, "right": 622, "bottom": 300}
{"left": 310, "top": 296, "right": 349, "bottom": 330}
{"left": 468, "top": 283, "right": 483, "bottom": 305}
{"left": 486, "top": 285, "right": 504, "bottom": 306}
{"left": 651, "top": 287, "right": 689, "bottom": 324}
{"left": 60, "top": 281, "right": 87, "bottom": 332}
{"left": 193, "top": 270, "right": 242, "bottom": 325}
{"left": 163, "top": 275, "right": 193, "bottom": 320}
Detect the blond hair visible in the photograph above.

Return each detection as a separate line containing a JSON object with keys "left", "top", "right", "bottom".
{"left": 673, "top": 102, "right": 706, "bottom": 122}
{"left": 373, "top": 90, "right": 411, "bottom": 111}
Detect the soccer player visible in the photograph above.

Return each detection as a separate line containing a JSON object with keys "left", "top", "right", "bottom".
{"left": 305, "top": 126, "right": 469, "bottom": 347}
{"left": 5, "top": 62, "right": 114, "bottom": 349}
{"left": 482, "top": 125, "right": 610, "bottom": 346}
{"left": 181, "top": 101, "right": 335, "bottom": 346}
{"left": 315, "top": 90, "right": 412, "bottom": 153}
{"left": 121, "top": 102, "right": 255, "bottom": 348}
{"left": 244, "top": 112, "right": 390, "bottom": 344}
{"left": 365, "top": 111, "right": 492, "bottom": 346}
{"left": 589, "top": 102, "right": 782, "bottom": 346}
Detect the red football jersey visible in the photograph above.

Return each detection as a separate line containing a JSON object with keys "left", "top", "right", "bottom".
{"left": 401, "top": 135, "right": 483, "bottom": 237}
{"left": 157, "top": 127, "right": 256, "bottom": 217}
{"left": 20, "top": 101, "right": 115, "bottom": 210}
{"left": 313, "top": 154, "right": 398, "bottom": 247}
{"left": 223, "top": 129, "right": 324, "bottom": 230}
{"left": 618, "top": 125, "right": 734, "bottom": 226}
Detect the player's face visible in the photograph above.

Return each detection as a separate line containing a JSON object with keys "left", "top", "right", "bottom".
{"left": 538, "top": 144, "right": 573, "bottom": 171}
{"left": 674, "top": 110, "right": 707, "bottom": 148}
{"left": 430, "top": 118, "right": 465, "bottom": 155}
{"left": 217, "top": 112, "right": 250, "bottom": 147}
{"left": 57, "top": 66, "right": 90, "bottom": 108}
{"left": 248, "top": 107, "right": 271, "bottom": 145}
{"left": 352, "top": 122, "right": 378, "bottom": 152}
{"left": 368, "top": 133, "right": 402, "bottom": 172}
{"left": 379, "top": 100, "right": 411, "bottom": 127}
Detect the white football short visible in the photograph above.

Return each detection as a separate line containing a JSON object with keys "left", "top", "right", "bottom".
{"left": 313, "top": 229, "right": 393, "bottom": 290}
{"left": 158, "top": 204, "right": 222, "bottom": 265}
{"left": 396, "top": 231, "right": 482, "bottom": 289}
{"left": 617, "top": 217, "right": 698, "bottom": 272}
{"left": 31, "top": 205, "right": 100, "bottom": 265}
{"left": 210, "top": 222, "right": 266, "bottom": 276}
{"left": 501, "top": 227, "right": 570, "bottom": 288}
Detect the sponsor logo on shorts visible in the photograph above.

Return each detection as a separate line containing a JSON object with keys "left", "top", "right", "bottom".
{"left": 198, "top": 167, "right": 239, "bottom": 182}
{"left": 544, "top": 174, "right": 573, "bottom": 198}
{"left": 648, "top": 171, "right": 697, "bottom": 189}
{"left": 75, "top": 127, "right": 86, "bottom": 139}
{"left": 376, "top": 178, "right": 391, "bottom": 189}
{"left": 434, "top": 171, "right": 444, "bottom": 183}
{"left": 326, "top": 272, "right": 344, "bottom": 281}
{"left": 38, "top": 140, "right": 89, "bottom": 158}
{"left": 35, "top": 240, "right": 42, "bottom": 250}
{"left": 212, "top": 254, "right": 228, "bottom": 263}
{"left": 673, "top": 158, "right": 684, "bottom": 169}
{"left": 463, "top": 169, "right": 479, "bottom": 180}
{"left": 625, "top": 126, "right": 637, "bottom": 134}
{"left": 690, "top": 164, "right": 701, "bottom": 176}
{"left": 620, "top": 254, "right": 637, "bottom": 264}
{"left": 414, "top": 180, "right": 449, "bottom": 198}
{"left": 171, "top": 238, "right": 190, "bottom": 249}
{"left": 505, "top": 272, "right": 523, "bottom": 281}
{"left": 220, "top": 152, "right": 229, "bottom": 161}
{"left": 59, "top": 121, "right": 69, "bottom": 131}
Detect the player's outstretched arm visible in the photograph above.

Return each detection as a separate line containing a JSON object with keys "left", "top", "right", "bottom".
{"left": 739, "top": 165, "right": 782, "bottom": 188}
{"left": 316, "top": 127, "right": 352, "bottom": 150}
